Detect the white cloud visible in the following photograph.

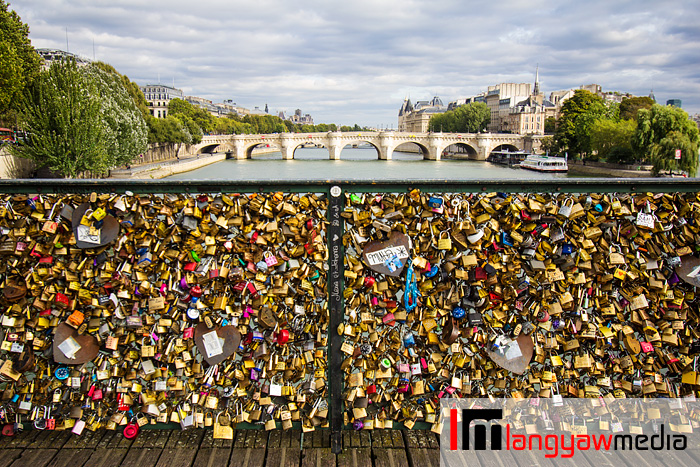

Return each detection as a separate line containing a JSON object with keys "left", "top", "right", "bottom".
{"left": 10, "top": 0, "right": 700, "bottom": 125}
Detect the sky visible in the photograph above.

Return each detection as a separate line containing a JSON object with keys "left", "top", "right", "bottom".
{"left": 10, "top": 0, "right": 700, "bottom": 127}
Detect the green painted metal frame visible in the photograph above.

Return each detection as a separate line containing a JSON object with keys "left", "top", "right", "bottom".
{"left": 2, "top": 177, "right": 700, "bottom": 194}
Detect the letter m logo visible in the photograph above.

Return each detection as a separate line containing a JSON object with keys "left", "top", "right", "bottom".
{"left": 463, "top": 409, "right": 503, "bottom": 450}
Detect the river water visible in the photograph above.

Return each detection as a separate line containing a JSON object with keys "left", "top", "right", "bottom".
{"left": 166, "top": 147, "right": 591, "bottom": 181}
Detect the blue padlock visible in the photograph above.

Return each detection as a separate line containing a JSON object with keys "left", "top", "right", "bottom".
{"left": 452, "top": 306, "right": 466, "bottom": 319}
{"left": 424, "top": 265, "right": 438, "bottom": 278}
{"left": 403, "top": 333, "right": 416, "bottom": 347}
{"left": 502, "top": 232, "right": 513, "bottom": 247}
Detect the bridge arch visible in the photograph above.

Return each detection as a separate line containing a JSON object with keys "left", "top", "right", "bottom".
{"left": 442, "top": 142, "right": 479, "bottom": 159}
{"left": 392, "top": 141, "right": 430, "bottom": 160}
{"left": 339, "top": 140, "right": 382, "bottom": 159}
{"left": 245, "top": 141, "right": 281, "bottom": 159}
{"left": 490, "top": 143, "right": 521, "bottom": 155}
{"left": 198, "top": 143, "right": 221, "bottom": 154}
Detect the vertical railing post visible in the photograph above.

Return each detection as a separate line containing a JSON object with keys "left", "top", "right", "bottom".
{"left": 327, "top": 185, "right": 344, "bottom": 453}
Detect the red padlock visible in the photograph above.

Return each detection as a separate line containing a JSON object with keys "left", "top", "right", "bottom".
{"left": 276, "top": 329, "right": 290, "bottom": 345}
{"left": 2, "top": 424, "right": 14, "bottom": 436}
{"left": 123, "top": 421, "right": 139, "bottom": 439}
{"left": 190, "top": 285, "right": 202, "bottom": 298}
{"left": 363, "top": 276, "right": 375, "bottom": 288}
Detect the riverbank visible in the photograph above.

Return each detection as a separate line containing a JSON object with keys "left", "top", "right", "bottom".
{"left": 567, "top": 160, "right": 653, "bottom": 178}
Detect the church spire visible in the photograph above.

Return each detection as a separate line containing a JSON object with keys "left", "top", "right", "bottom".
{"left": 533, "top": 64, "right": 540, "bottom": 96}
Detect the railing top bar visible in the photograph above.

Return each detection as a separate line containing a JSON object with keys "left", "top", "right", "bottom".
{"left": 0, "top": 178, "right": 699, "bottom": 194}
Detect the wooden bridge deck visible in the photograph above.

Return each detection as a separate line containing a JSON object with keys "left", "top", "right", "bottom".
{"left": 0, "top": 428, "right": 699, "bottom": 467}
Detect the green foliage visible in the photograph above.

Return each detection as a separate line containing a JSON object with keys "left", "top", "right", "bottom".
{"left": 544, "top": 116, "right": 556, "bottom": 135}
{"left": 634, "top": 104, "right": 699, "bottom": 176}
{"left": 12, "top": 59, "right": 147, "bottom": 177}
{"left": 619, "top": 96, "right": 654, "bottom": 121}
{"left": 589, "top": 118, "right": 636, "bottom": 162}
{"left": 428, "top": 102, "right": 490, "bottom": 133}
{"left": 554, "top": 90, "right": 608, "bottom": 158}
{"left": 0, "top": 1, "right": 41, "bottom": 126}
{"left": 92, "top": 61, "right": 149, "bottom": 119}
{"left": 539, "top": 136, "right": 556, "bottom": 155}
{"left": 12, "top": 60, "right": 105, "bottom": 177}
{"left": 83, "top": 63, "right": 148, "bottom": 166}
{"left": 147, "top": 115, "right": 192, "bottom": 145}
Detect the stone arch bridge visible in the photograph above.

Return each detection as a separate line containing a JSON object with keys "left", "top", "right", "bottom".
{"left": 192, "top": 132, "right": 542, "bottom": 161}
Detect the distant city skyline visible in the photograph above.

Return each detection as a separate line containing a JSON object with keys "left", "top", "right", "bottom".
{"left": 12, "top": 0, "right": 700, "bottom": 127}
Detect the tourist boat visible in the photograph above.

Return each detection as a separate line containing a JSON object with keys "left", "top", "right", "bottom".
{"left": 487, "top": 150, "right": 529, "bottom": 166}
{"left": 518, "top": 154, "right": 568, "bottom": 173}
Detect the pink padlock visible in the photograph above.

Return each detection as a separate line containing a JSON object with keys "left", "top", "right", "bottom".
{"left": 640, "top": 341, "right": 654, "bottom": 352}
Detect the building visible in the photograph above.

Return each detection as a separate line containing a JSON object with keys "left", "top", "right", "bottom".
{"left": 667, "top": 99, "right": 682, "bottom": 107}
{"left": 140, "top": 84, "right": 184, "bottom": 118}
{"left": 36, "top": 48, "right": 91, "bottom": 68}
{"left": 186, "top": 96, "right": 218, "bottom": 116}
{"left": 397, "top": 96, "right": 446, "bottom": 132}
{"left": 504, "top": 70, "right": 556, "bottom": 135}
{"left": 447, "top": 94, "right": 486, "bottom": 111}
{"left": 484, "top": 83, "right": 531, "bottom": 132}
{"left": 692, "top": 114, "right": 700, "bottom": 129}
{"left": 288, "top": 109, "right": 314, "bottom": 125}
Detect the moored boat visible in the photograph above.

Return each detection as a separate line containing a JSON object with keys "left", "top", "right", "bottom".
{"left": 487, "top": 150, "right": 529, "bottom": 166}
{"left": 518, "top": 154, "right": 568, "bottom": 173}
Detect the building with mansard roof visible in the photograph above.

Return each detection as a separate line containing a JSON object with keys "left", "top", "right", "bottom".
{"left": 397, "top": 96, "right": 446, "bottom": 132}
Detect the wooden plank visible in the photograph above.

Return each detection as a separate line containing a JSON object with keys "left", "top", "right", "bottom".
{"left": 647, "top": 446, "right": 698, "bottom": 467}
{"left": 268, "top": 430, "right": 282, "bottom": 448}
{"left": 373, "top": 430, "right": 388, "bottom": 448}
{"left": 359, "top": 430, "right": 371, "bottom": 447}
{"left": 8, "top": 449, "right": 58, "bottom": 467}
{"left": 0, "top": 449, "right": 23, "bottom": 467}
{"left": 132, "top": 430, "right": 171, "bottom": 449}
{"left": 155, "top": 448, "right": 197, "bottom": 467}
{"left": 192, "top": 447, "right": 232, "bottom": 467}
{"left": 120, "top": 448, "right": 163, "bottom": 467}
{"left": 301, "top": 448, "right": 335, "bottom": 467}
{"left": 200, "top": 428, "right": 235, "bottom": 449}
{"left": 45, "top": 431, "right": 72, "bottom": 450}
{"left": 62, "top": 429, "right": 105, "bottom": 449}
{"left": 6, "top": 429, "right": 40, "bottom": 448}
{"left": 96, "top": 430, "right": 123, "bottom": 449}
{"left": 227, "top": 448, "right": 266, "bottom": 467}
{"left": 403, "top": 431, "right": 420, "bottom": 449}
{"left": 84, "top": 448, "right": 128, "bottom": 467}
{"left": 233, "top": 430, "right": 247, "bottom": 449}
{"left": 390, "top": 430, "right": 405, "bottom": 449}
{"left": 337, "top": 447, "right": 371, "bottom": 467}
{"left": 302, "top": 431, "right": 313, "bottom": 449}
{"left": 27, "top": 430, "right": 55, "bottom": 448}
{"left": 407, "top": 448, "right": 439, "bottom": 467}
{"left": 373, "top": 448, "right": 410, "bottom": 467}
{"left": 252, "top": 430, "right": 268, "bottom": 448}
{"left": 165, "top": 428, "right": 204, "bottom": 449}
{"left": 45, "top": 448, "right": 94, "bottom": 467}
{"left": 266, "top": 446, "right": 302, "bottom": 467}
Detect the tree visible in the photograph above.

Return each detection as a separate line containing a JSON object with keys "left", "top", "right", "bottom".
{"left": 12, "top": 59, "right": 147, "bottom": 177}
{"left": 544, "top": 116, "right": 556, "bottom": 135}
{"left": 0, "top": 1, "right": 41, "bottom": 126}
{"left": 84, "top": 63, "right": 147, "bottom": 167}
{"left": 590, "top": 118, "right": 636, "bottom": 161}
{"left": 619, "top": 96, "right": 654, "bottom": 121}
{"left": 539, "top": 136, "right": 556, "bottom": 155}
{"left": 12, "top": 60, "right": 105, "bottom": 177}
{"left": 554, "top": 90, "right": 606, "bottom": 159}
{"left": 429, "top": 102, "right": 490, "bottom": 133}
{"left": 634, "top": 104, "right": 699, "bottom": 176}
